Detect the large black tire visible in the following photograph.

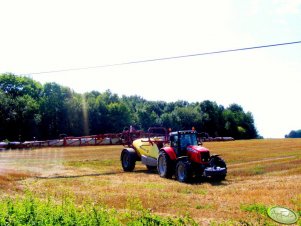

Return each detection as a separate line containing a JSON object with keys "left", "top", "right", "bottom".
{"left": 175, "top": 160, "right": 191, "bottom": 183}
{"left": 121, "top": 149, "right": 137, "bottom": 172}
{"left": 209, "top": 156, "right": 227, "bottom": 169}
{"left": 157, "top": 151, "right": 173, "bottom": 178}
{"left": 213, "top": 174, "right": 226, "bottom": 182}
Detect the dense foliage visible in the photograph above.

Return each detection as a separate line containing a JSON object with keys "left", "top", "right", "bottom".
{"left": 0, "top": 74, "right": 258, "bottom": 141}
{"left": 285, "top": 130, "right": 301, "bottom": 138}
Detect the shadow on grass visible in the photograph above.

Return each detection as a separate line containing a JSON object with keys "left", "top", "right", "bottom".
{"left": 190, "top": 177, "right": 229, "bottom": 186}
{"left": 35, "top": 169, "right": 229, "bottom": 186}
{"left": 35, "top": 171, "right": 122, "bottom": 179}
{"left": 34, "top": 169, "right": 151, "bottom": 180}
{"left": 131, "top": 169, "right": 229, "bottom": 186}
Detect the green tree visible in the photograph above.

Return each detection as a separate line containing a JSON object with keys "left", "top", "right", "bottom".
{"left": 40, "top": 83, "right": 72, "bottom": 139}
{"left": 99, "top": 90, "right": 119, "bottom": 104}
{"left": 0, "top": 74, "right": 42, "bottom": 140}
{"left": 0, "top": 73, "right": 259, "bottom": 140}
{"left": 160, "top": 112, "right": 178, "bottom": 130}
{"left": 65, "top": 94, "right": 87, "bottom": 136}
{"left": 285, "top": 130, "right": 301, "bottom": 138}
{"left": 137, "top": 109, "right": 159, "bottom": 130}
{"left": 0, "top": 73, "right": 42, "bottom": 99}
{"left": 87, "top": 93, "right": 109, "bottom": 134}
{"left": 107, "top": 102, "right": 132, "bottom": 132}
{"left": 172, "top": 106, "right": 201, "bottom": 131}
{"left": 200, "top": 100, "right": 224, "bottom": 136}
{"left": 223, "top": 104, "right": 257, "bottom": 139}
{"left": 137, "top": 102, "right": 161, "bottom": 130}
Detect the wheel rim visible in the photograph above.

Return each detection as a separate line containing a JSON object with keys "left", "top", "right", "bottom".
{"left": 158, "top": 155, "right": 167, "bottom": 176}
{"left": 177, "top": 164, "right": 186, "bottom": 181}
{"left": 123, "top": 153, "right": 129, "bottom": 168}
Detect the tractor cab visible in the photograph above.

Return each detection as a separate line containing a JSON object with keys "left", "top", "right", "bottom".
{"left": 170, "top": 130, "right": 198, "bottom": 156}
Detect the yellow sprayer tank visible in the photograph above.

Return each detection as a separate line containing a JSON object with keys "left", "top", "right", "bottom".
{"left": 132, "top": 137, "right": 164, "bottom": 159}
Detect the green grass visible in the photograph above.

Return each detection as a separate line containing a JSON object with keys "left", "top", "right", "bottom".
{"left": 239, "top": 203, "right": 278, "bottom": 226}
{"left": 177, "top": 188, "right": 208, "bottom": 195}
{"left": 64, "top": 159, "right": 119, "bottom": 171}
{"left": 0, "top": 192, "right": 198, "bottom": 226}
{"left": 240, "top": 203, "right": 268, "bottom": 216}
{"left": 252, "top": 165, "right": 265, "bottom": 175}
{"left": 195, "top": 204, "right": 213, "bottom": 210}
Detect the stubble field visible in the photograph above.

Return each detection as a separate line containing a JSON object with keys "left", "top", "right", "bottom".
{"left": 0, "top": 139, "right": 300, "bottom": 225}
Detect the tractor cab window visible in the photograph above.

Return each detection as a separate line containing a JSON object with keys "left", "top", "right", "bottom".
{"left": 170, "top": 135, "right": 178, "bottom": 148}
{"left": 180, "top": 133, "right": 198, "bottom": 150}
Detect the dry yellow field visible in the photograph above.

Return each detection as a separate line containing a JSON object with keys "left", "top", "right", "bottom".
{"left": 0, "top": 139, "right": 300, "bottom": 225}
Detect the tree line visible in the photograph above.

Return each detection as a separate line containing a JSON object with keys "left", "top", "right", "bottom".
{"left": 0, "top": 73, "right": 259, "bottom": 141}
{"left": 285, "top": 130, "right": 301, "bottom": 138}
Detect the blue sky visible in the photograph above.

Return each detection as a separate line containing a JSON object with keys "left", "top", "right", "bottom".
{"left": 0, "top": 0, "right": 301, "bottom": 138}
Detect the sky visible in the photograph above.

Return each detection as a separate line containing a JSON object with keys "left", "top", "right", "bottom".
{"left": 0, "top": 0, "right": 301, "bottom": 138}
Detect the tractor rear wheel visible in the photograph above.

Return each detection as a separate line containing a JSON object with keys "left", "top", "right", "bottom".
{"left": 121, "top": 149, "right": 136, "bottom": 172}
{"left": 175, "top": 160, "right": 191, "bottom": 183}
{"left": 157, "top": 152, "right": 173, "bottom": 178}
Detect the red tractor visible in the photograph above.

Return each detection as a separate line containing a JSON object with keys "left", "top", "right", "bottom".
{"left": 121, "top": 128, "right": 227, "bottom": 183}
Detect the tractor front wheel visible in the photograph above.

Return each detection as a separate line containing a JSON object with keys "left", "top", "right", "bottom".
{"left": 175, "top": 160, "right": 191, "bottom": 183}
{"left": 213, "top": 174, "right": 226, "bottom": 181}
{"left": 208, "top": 155, "right": 227, "bottom": 181}
{"left": 121, "top": 149, "right": 136, "bottom": 172}
{"left": 157, "top": 152, "right": 173, "bottom": 178}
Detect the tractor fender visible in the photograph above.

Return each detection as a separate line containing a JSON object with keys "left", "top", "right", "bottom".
{"left": 160, "top": 147, "right": 177, "bottom": 161}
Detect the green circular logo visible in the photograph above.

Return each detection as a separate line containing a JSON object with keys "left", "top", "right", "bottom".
{"left": 267, "top": 206, "right": 298, "bottom": 225}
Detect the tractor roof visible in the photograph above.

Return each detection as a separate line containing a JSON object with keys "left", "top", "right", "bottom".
{"left": 169, "top": 130, "right": 197, "bottom": 136}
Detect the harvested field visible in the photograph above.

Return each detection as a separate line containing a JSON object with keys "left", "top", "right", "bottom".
{"left": 0, "top": 139, "right": 300, "bottom": 225}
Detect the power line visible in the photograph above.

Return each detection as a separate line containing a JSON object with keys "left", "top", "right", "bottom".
{"left": 22, "top": 40, "right": 301, "bottom": 75}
